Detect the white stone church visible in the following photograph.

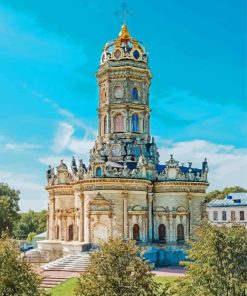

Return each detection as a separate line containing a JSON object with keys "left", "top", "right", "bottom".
{"left": 39, "top": 24, "right": 209, "bottom": 262}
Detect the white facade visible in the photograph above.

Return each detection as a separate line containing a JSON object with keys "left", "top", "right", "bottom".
{"left": 207, "top": 192, "right": 247, "bottom": 229}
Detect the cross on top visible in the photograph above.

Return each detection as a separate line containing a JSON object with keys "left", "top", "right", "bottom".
{"left": 115, "top": 2, "right": 133, "bottom": 24}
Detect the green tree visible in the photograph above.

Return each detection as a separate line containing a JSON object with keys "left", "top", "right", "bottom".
{"left": 0, "top": 183, "right": 20, "bottom": 235}
{"left": 175, "top": 223, "right": 247, "bottom": 296}
{"left": 0, "top": 235, "right": 46, "bottom": 296}
{"left": 206, "top": 186, "right": 247, "bottom": 202}
{"left": 75, "top": 238, "right": 160, "bottom": 296}
{"left": 14, "top": 210, "right": 47, "bottom": 239}
{"left": 27, "top": 231, "right": 37, "bottom": 243}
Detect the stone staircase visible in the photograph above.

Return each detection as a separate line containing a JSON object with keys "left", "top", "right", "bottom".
{"left": 42, "top": 252, "right": 91, "bottom": 272}
{"left": 40, "top": 276, "right": 69, "bottom": 289}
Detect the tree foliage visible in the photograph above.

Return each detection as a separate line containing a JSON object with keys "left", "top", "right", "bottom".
{"left": 0, "top": 235, "right": 46, "bottom": 296}
{"left": 75, "top": 238, "right": 161, "bottom": 296}
{"left": 0, "top": 183, "right": 20, "bottom": 236}
{"left": 206, "top": 186, "right": 247, "bottom": 202}
{"left": 174, "top": 223, "right": 247, "bottom": 296}
{"left": 14, "top": 209, "right": 47, "bottom": 240}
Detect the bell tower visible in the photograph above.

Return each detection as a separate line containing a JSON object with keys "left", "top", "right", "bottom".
{"left": 90, "top": 24, "right": 158, "bottom": 175}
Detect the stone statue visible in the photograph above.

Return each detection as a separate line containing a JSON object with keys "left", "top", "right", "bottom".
{"left": 71, "top": 156, "right": 78, "bottom": 175}
{"left": 78, "top": 159, "right": 86, "bottom": 179}
{"left": 46, "top": 165, "right": 52, "bottom": 182}
{"left": 46, "top": 165, "right": 56, "bottom": 185}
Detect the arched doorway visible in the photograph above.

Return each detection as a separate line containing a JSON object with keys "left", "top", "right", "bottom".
{"left": 133, "top": 224, "right": 140, "bottom": 241}
{"left": 158, "top": 224, "right": 166, "bottom": 241}
{"left": 96, "top": 167, "right": 102, "bottom": 177}
{"left": 177, "top": 224, "right": 184, "bottom": 242}
{"left": 68, "top": 224, "right": 73, "bottom": 241}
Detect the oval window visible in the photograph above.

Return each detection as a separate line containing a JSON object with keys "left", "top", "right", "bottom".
{"left": 133, "top": 50, "right": 140, "bottom": 60}
{"left": 114, "top": 49, "right": 121, "bottom": 59}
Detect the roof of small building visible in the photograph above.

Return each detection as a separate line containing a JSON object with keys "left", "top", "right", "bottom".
{"left": 208, "top": 192, "right": 247, "bottom": 208}
{"left": 34, "top": 231, "right": 47, "bottom": 238}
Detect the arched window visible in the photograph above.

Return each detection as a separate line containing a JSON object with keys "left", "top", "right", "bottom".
{"left": 56, "top": 225, "right": 59, "bottom": 240}
{"left": 68, "top": 224, "right": 73, "bottom": 241}
{"left": 177, "top": 224, "right": 185, "bottom": 241}
{"left": 131, "top": 87, "right": 139, "bottom": 100}
{"left": 158, "top": 224, "right": 166, "bottom": 241}
{"left": 133, "top": 224, "right": 140, "bottom": 241}
{"left": 131, "top": 114, "right": 139, "bottom": 132}
{"left": 114, "top": 114, "right": 124, "bottom": 132}
{"left": 96, "top": 167, "right": 102, "bottom": 177}
{"left": 104, "top": 115, "right": 108, "bottom": 134}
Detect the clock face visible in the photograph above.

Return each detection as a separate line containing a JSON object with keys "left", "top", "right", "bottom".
{"left": 114, "top": 86, "right": 123, "bottom": 99}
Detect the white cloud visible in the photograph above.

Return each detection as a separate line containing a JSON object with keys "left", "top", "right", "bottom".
{"left": 38, "top": 121, "right": 95, "bottom": 167}
{"left": 158, "top": 139, "right": 247, "bottom": 192}
{"left": 4, "top": 142, "right": 42, "bottom": 151}
{"left": 53, "top": 122, "right": 75, "bottom": 153}
{"left": 53, "top": 121, "right": 95, "bottom": 157}
{"left": 43, "top": 97, "right": 97, "bottom": 138}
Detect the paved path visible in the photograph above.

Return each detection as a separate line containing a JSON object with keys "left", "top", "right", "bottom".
{"left": 33, "top": 265, "right": 185, "bottom": 289}
{"left": 152, "top": 267, "right": 185, "bottom": 277}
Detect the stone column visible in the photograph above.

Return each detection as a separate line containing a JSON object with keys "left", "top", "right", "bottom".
{"left": 148, "top": 193, "right": 154, "bottom": 242}
{"left": 78, "top": 193, "right": 84, "bottom": 242}
{"left": 126, "top": 107, "right": 130, "bottom": 132}
{"left": 122, "top": 191, "right": 128, "bottom": 239}
{"left": 49, "top": 192, "right": 55, "bottom": 240}
{"left": 128, "top": 215, "right": 132, "bottom": 239}
{"left": 59, "top": 216, "right": 62, "bottom": 240}
{"left": 64, "top": 215, "right": 68, "bottom": 241}
{"left": 84, "top": 194, "right": 91, "bottom": 243}
{"left": 61, "top": 216, "right": 64, "bottom": 240}
{"left": 98, "top": 113, "right": 101, "bottom": 136}
{"left": 187, "top": 194, "right": 192, "bottom": 239}
{"left": 107, "top": 109, "right": 110, "bottom": 134}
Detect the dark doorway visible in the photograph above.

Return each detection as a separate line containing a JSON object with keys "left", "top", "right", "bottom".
{"left": 56, "top": 225, "right": 59, "bottom": 240}
{"left": 177, "top": 224, "right": 184, "bottom": 242}
{"left": 158, "top": 224, "right": 166, "bottom": 241}
{"left": 133, "top": 224, "right": 140, "bottom": 241}
{"left": 68, "top": 224, "right": 73, "bottom": 241}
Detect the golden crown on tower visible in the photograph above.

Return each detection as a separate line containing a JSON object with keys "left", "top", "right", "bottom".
{"left": 100, "top": 24, "right": 148, "bottom": 66}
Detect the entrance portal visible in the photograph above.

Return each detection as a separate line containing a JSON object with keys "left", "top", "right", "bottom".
{"left": 68, "top": 224, "right": 73, "bottom": 241}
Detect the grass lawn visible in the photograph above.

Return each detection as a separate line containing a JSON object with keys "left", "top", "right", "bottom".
{"left": 50, "top": 276, "right": 178, "bottom": 296}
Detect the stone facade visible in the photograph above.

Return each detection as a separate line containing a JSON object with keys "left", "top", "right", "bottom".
{"left": 40, "top": 25, "right": 209, "bottom": 261}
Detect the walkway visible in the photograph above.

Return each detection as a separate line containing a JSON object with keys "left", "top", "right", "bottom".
{"left": 152, "top": 267, "right": 185, "bottom": 277}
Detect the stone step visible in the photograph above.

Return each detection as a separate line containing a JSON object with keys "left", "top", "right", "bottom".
{"left": 42, "top": 252, "right": 91, "bottom": 272}
{"left": 40, "top": 277, "right": 69, "bottom": 289}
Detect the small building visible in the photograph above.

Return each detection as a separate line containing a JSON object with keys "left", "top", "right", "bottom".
{"left": 207, "top": 193, "right": 247, "bottom": 229}
{"left": 32, "top": 231, "right": 47, "bottom": 248}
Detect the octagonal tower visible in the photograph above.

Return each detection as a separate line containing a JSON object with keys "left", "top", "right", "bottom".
{"left": 90, "top": 24, "right": 158, "bottom": 177}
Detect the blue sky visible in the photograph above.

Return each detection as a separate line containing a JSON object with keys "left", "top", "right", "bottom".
{"left": 0, "top": 0, "right": 246, "bottom": 211}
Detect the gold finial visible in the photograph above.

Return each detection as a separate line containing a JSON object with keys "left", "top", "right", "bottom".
{"left": 119, "top": 24, "right": 130, "bottom": 40}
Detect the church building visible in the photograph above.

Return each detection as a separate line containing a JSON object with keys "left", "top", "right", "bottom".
{"left": 40, "top": 24, "right": 209, "bottom": 262}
